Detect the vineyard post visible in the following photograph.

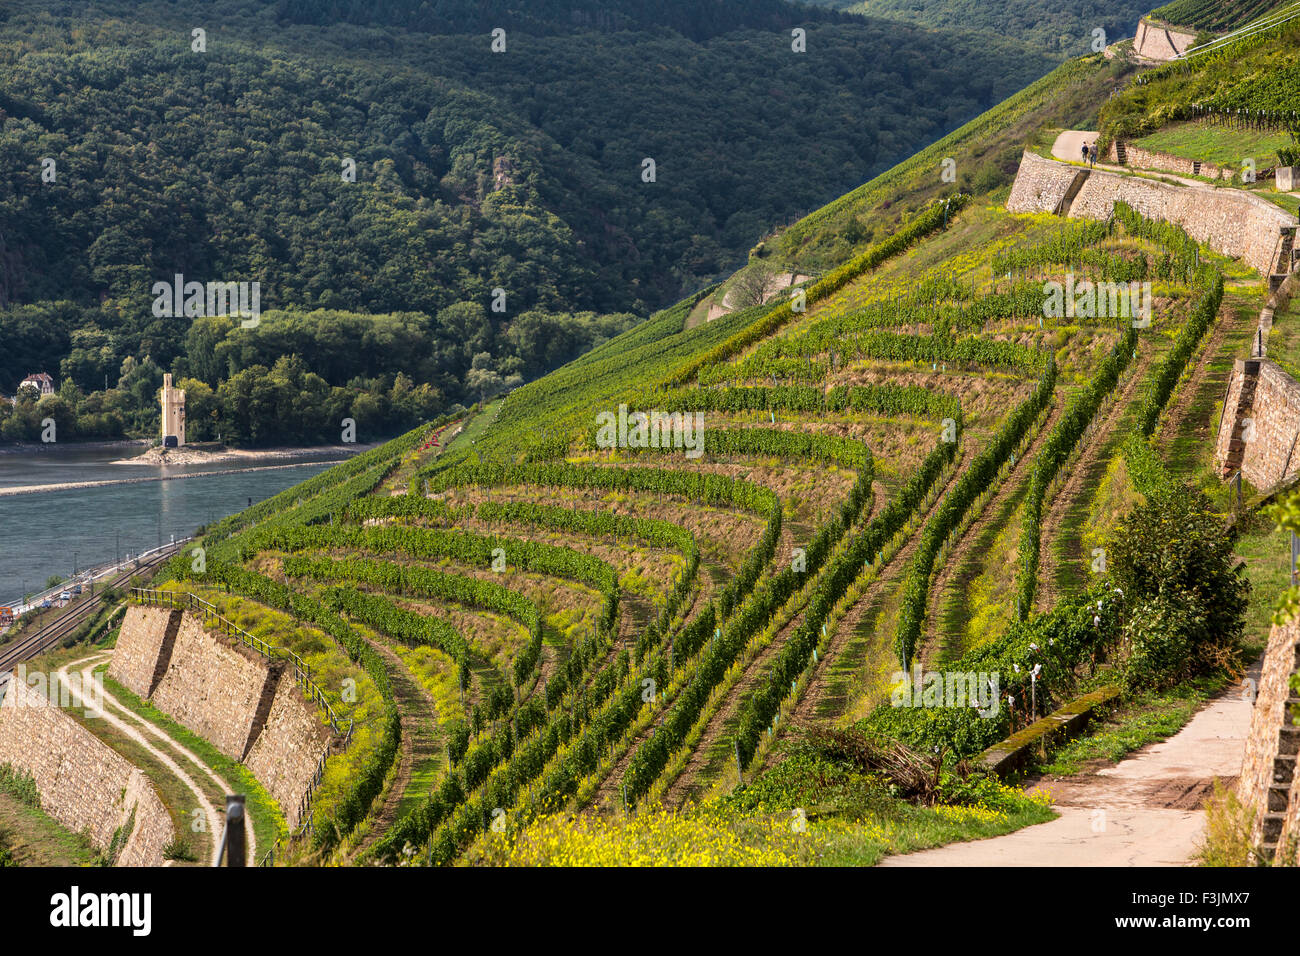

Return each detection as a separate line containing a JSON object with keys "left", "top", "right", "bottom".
{"left": 734, "top": 739, "right": 743, "bottom": 785}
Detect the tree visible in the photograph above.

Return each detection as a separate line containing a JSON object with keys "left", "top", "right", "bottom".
{"left": 728, "top": 262, "right": 778, "bottom": 309}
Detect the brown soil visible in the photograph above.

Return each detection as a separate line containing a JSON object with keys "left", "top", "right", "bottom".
{"left": 438, "top": 484, "right": 765, "bottom": 571}
{"left": 829, "top": 365, "right": 1036, "bottom": 425}
{"left": 1157, "top": 299, "right": 1240, "bottom": 450}
{"left": 581, "top": 453, "right": 856, "bottom": 527}
{"left": 782, "top": 444, "right": 974, "bottom": 741}
{"left": 662, "top": 603, "right": 809, "bottom": 808}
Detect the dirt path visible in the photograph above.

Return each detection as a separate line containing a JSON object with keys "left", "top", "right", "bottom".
{"left": 353, "top": 639, "right": 442, "bottom": 860}
{"left": 57, "top": 653, "right": 229, "bottom": 864}
{"left": 1050, "top": 130, "right": 1100, "bottom": 165}
{"left": 1035, "top": 349, "right": 1152, "bottom": 613}
{"left": 88, "top": 656, "right": 263, "bottom": 863}
{"left": 879, "top": 677, "right": 1253, "bottom": 866}
{"left": 1048, "top": 131, "right": 1262, "bottom": 191}
{"left": 1158, "top": 300, "right": 1241, "bottom": 451}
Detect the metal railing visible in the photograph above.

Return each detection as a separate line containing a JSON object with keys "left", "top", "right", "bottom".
{"left": 130, "top": 587, "right": 353, "bottom": 859}
{"left": 130, "top": 587, "right": 352, "bottom": 741}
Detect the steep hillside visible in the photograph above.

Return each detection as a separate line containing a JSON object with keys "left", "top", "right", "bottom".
{"left": 130, "top": 0, "right": 1300, "bottom": 868}
{"left": 831, "top": 0, "right": 1152, "bottom": 55}
{"left": 1146, "top": 0, "right": 1290, "bottom": 31}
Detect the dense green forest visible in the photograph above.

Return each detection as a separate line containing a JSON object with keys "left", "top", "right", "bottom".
{"left": 808, "top": 0, "right": 1151, "bottom": 54}
{"left": 0, "top": 0, "right": 1135, "bottom": 444}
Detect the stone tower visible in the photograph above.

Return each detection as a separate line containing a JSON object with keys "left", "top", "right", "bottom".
{"left": 161, "top": 373, "right": 186, "bottom": 447}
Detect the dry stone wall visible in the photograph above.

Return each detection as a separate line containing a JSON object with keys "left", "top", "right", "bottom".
{"left": 1110, "top": 143, "right": 1233, "bottom": 181}
{"left": 1213, "top": 360, "right": 1300, "bottom": 489}
{"left": 149, "top": 614, "right": 279, "bottom": 761}
{"left": 1133, "top": 18, "right": 1197, "bottom": 60}
{"left": 1008, "top": 151, "right": 1295, "bottom": 276}
{"left": 108, "top": 605, "right": 182, "bottom": 699}
{"left": 1238, "top": 616, "right": 1300, "bottom": 862}
{"left": 111, "top": 605, "right": 332, "bottom": 830}
{"left": 245, "top": 671, "right": 332, "bottom": 830}
{"left": 1005, "top": 152, "right": 1079, "bottom": 215}
{"left": 0, "top": 676, "right": 173, "bottom": 866}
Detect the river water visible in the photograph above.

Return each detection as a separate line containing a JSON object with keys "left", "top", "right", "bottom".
{"left": 0, "top": 443, "right": 348, "bottom": 602}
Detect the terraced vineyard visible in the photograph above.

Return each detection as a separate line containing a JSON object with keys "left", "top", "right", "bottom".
{"left": 146, "top": 162, "right": 1246, "bottom": 864}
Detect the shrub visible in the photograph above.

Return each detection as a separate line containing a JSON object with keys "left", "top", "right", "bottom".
{"left": 1106, "top": 487, "right": 1248, "bottom": 690}
{"left": 1116, "top": 593, "right": 1206, "bottom": 693}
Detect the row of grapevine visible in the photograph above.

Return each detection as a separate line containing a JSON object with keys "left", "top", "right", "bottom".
{"left": 703, "top": 331, "right": 1048, "bottom": 385}
{"left": 617, "top": 438, "right": 882, "bottom": 800}
{"left": 202, "top": 419, "right": 445, "bottom": 546}
{"left": 348, "top": 493, "right": 701, "bottom": 658}
{"left": 240, "top": 523, "right": 620, "bottom": 639}
{"left": 662, "top": 383, "right": 961, "bottom": 421}
{"left": 418, "top": 461, "right": 782, "bottom": 523}
{"left": 989, "top": 220, "right": 1114, "bottom": 275}
{"left": 893, "top": 359, "right": 1058, "bottom": 667}
{"left": 732, "top": 433, "right": 958, "bottom": 766}
{"left": 284, "top": 555, "right": 545, "bottom": 686}
{"left": 1013, "top": 326, "right": 1138, "bottom": 616}
{"left": 211, "top": 460, "right": 397, "bottom": 563}
{"left": 405, "top": 423, "right": 877, "bottom": 843}
{"left": 864, "top": 581, "right": 1127, "bottom": 755}
{"left": 580, "top": 424, "right": 871, "bottom": 472}
{"left": 665, "top": 194, "right": 971, "bottom": 387}
{"left": 177, "top": 561, "right": 402, "bottom": 853}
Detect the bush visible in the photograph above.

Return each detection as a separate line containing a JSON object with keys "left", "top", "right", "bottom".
{"left": 1106, "top": 487, "right": 1248, "bottom": 690}
{"left": 1116, "top": 593, "right": 1206, "bottom": 693}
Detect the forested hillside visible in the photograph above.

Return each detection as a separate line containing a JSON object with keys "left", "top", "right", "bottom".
{"left": 0, "top": 0, "right": 1122, "bottom": 443}
{"left": 808, "top": 0, "right": 1151, "bottom": 54}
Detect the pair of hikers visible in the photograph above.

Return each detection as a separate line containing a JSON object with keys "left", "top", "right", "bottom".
{"left": 1080, "top": 141, "right": 1097, "bottom": 167}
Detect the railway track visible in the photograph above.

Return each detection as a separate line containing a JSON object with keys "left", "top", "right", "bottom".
{"left": 0, "top": 543, "right": 182, "bottom": 679}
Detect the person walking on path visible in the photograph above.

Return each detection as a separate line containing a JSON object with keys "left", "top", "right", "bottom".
{"left": 1081, "top": 142, "right": 1089, "bottom": 164}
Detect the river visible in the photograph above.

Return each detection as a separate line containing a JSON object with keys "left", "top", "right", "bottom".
{"left": 0, "top": 442, "right": 351, "bottom": 602}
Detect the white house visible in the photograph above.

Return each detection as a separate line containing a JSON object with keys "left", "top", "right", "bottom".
{"left": 16, "top": 372, "right": 55, "bottom": 398}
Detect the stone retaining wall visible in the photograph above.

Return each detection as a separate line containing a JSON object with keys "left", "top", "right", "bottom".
{"left": 1214, "top": 360, "right": 1300, "bottom": 489}
{"left": 108, "top": 605, "right": 182, "bottom": 699}
{"left": 1133, "top": 17, "right": 1197, "bottom": 60}
{"left": 1238, "top": 616, "right": 1300, "bottom": 862}
{"left": 1111, "top": 142, "right": 1234, "bottom": 181}
{"left": 149, "top": 614, "right": 280, "bottom": 761}
{"left": 244, "top": 671, "right": 332, "bottom": 830}
{"left": 0, "top": 676, "right": 173, "bottom": 866}
{"left": 1008, "top": 151, "right": 1295, "bottom": 276}
{"left": 112, "top": 605, "right": 332, "bottom": 831}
